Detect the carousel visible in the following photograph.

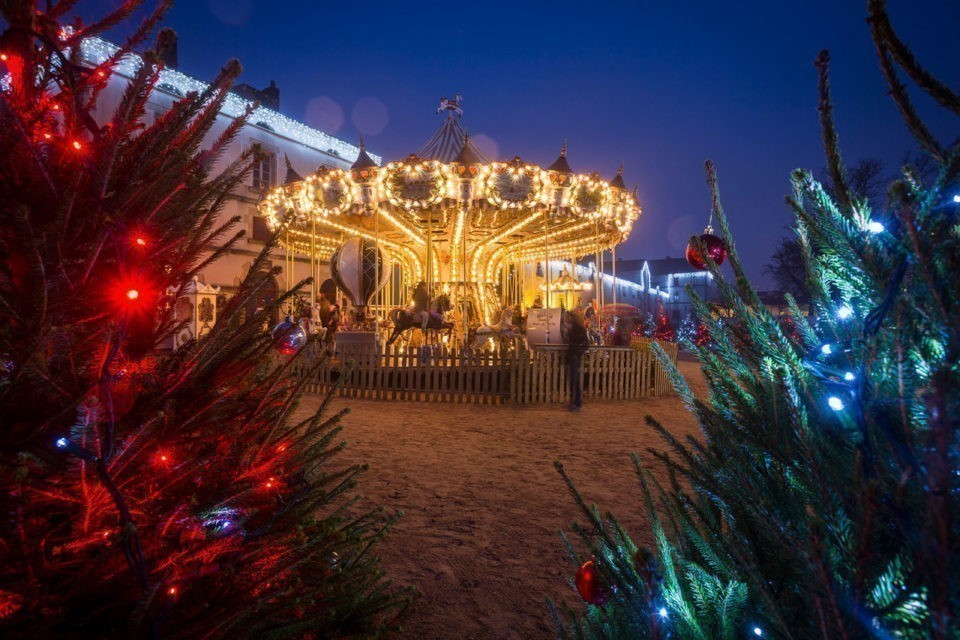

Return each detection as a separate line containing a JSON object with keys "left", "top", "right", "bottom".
{"left": 259, "top": 96, "right": 641, "bottom": 349}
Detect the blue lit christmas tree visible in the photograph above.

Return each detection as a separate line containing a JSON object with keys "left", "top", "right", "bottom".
{"left": 552, "top": 2, "right": 959, "bottom": 638}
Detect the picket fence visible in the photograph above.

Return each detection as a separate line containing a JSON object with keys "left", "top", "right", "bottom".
{"left": 292, "top": 337, "right": 678, "bottom": 405}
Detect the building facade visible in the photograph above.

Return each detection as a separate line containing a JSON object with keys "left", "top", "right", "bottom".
{"left": 80, "top": 36, "right": 379, "bottom": 321}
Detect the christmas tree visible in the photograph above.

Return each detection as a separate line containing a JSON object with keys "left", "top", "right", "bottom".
{"left": 0, "top": 2, "right": 411, "bottom": 637}
{"left": 652, "top": 304, "right": 676, "bottom": 342}
{"left": 676, "top": 312, "right": 696, "bottom": 345}
{"left": 551, "top": 2, "right": 958, "bottom": 638}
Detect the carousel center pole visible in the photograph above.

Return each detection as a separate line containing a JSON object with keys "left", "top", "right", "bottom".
{"left": 374, "top": 205, "right": 380, "bottom": 337}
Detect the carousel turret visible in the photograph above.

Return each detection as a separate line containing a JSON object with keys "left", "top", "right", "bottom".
{"left": 452, "top": 132, "right": 482, "bottom": 202}
{"left": 350, "top": 135, "right": 379, "bottom": 214}
{"left": 546, "top": 141, "right": 573, "bottom": 213}
{"left": 609, "top": 163, "right": 626, "bottom": 190}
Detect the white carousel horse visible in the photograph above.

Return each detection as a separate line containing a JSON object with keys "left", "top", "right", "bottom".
{"left": 469, "top": 307, "right": 523, "bottom": 351}
{"left": 437, "top": 93, "right": 463, "bottom": 116}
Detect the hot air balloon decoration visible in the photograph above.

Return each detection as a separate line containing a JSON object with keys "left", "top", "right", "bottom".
{"left": 330, "top": 237, "right": 391, "bottom": 323}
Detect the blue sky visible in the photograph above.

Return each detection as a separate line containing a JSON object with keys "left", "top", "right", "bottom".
{"left": 82, "top": 0, "right": 958, "bottom": 286}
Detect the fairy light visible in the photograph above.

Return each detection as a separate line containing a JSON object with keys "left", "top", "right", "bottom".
{"left": 658, "top": 607, "right": 668, "bottom": 619}
{"left": 837, "top": 305, "right": 853, "bottom": 320}
{"left": 843, "top": 371, "right": 856, "bottom": 381}
{"left": 78, "top": 37, "right": 378, "bottom": 164}
{"left": 821, "top": 344, "right": 833, "bottom": 355}
{"left": 56, "top": 437, "right": 69, "bottom": 449}
{"left": 867, "top": 221, "right": 885, "bottom": 234}
{"left": 753, "top": 627, "right": 763, "bottom": 637}
{"left": 828, "top": 396, "right": 845, "bottom": 411}
{"left": 126, "top": 289, "right": 139, "bottom": 300}
{"left": 72, "top": 140, "right": 82, "bottom": 150}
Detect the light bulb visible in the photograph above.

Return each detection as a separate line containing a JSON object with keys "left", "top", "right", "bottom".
{"left": 843, "top": 371, "right": 855, "bottom": 381}
{"left": 953, "top": 194, "right": 960, "bottom": 204}
{"left": 658, "top": 607, "right": 668, "bottom": 619}
{"left": 821, "top": 344, "right": 832, "bottom": 355}
{"left": 126, "top": 289, "right": 139, "bottom": 300}
{"left": 828, "top": 396, "right": 845, "bottom": 411}
{"left": 753, "top": 627, "right": 763, "bottom": 637}
{"left": 867, "top": 221, "right": 885, "bottom": 234}
{"left": 56, "top": 437, "right": 69, "bottom": 449}
{"left": 837, "top": 306, "right": 852, "bottom": 320}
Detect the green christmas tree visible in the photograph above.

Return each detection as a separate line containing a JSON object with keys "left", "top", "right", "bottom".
{"left": 551, "top": 2, "right": 958, "bottom": 638}
{"left": 0, "top": 2, "right": 411, "bottom": 636}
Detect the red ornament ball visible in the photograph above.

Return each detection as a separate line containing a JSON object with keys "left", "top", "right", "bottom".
{"left": 685, "top": 233, "right": 728, "bottom": 271}
{"left": 574, "top": 559, "right": 609, "bottom": 605}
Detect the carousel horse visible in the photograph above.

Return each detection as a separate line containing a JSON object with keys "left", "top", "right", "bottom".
{"left": 469, "top": 306, "right": 524, "bottom": 351}
{"left": 386, "top": 293, "right": 454, "bottom": 346}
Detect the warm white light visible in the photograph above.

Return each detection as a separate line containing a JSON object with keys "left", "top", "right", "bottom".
{"left": 828, "top": 396, "right": 845, "bottom": 411}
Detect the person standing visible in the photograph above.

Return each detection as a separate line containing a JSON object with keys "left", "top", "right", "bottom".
{"left": 566, "top": 311, "right": 588, "bottom": 411}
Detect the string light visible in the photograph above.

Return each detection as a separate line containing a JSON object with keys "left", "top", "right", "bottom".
{"left": 658, "top": 607, "right": 668, "bottom": 619}
{"left": 828, "top": 396, "right": 845, "bottom": 411}
{"left": 843, "top": 371, "right": 856, "bottom": 381}
{"left": 867, "top": 221, "right": 885, "bottom": 234}
{"left": 126, "top": 289, "right": 139, "bottom": 300}
{"left": 837, "top": 305, "right": 853, "bottom": 320}
{"left": 71, "top": 140, "right": 83, "bottom": 150}
{"left": 952, "top": 194, "right": 960, "bottom": 204}
{"left": 753, "top": 627, "right": 764, "bottom": 637}
{"left": 821, "top": 344, "right": 833, "bottom": 355}
{"left": 79, "top": 37, "right": 378, "bottom": 165}
{"left": 56, "top": 437, "right": 69, "bottom": 449}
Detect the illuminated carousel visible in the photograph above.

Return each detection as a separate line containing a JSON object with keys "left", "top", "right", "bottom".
{"left": 259, "top": 97, "right": 641, "bottom": 346}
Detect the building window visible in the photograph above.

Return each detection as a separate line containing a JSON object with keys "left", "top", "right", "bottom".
{"left": 252, "top": 149, "right": 276, "bottom": 192}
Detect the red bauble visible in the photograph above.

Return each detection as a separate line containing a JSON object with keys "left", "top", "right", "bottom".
{"left": 574, "top": 559, "right": 609, "bottom": 605}
{"left": 685, "top": 233, "right": 728, "bottom": 271}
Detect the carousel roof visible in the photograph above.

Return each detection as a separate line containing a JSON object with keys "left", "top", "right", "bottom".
{"left": 609, "top": 164, "right": 626, "bottom": 190}
{"left": 546, "top": 141, "right": 573, "bottom": 174}
{"left": 351, "top": 136, "right": 380, "bottom": 170}
{"left": 418, "top": 112, "right": 491, "bottom": 163}
{"left": 259, "top": 99, "right": 642, "bottom": 320}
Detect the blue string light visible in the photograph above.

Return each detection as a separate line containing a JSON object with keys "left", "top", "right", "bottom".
{"left": 867, "top": 221, "right": 885, "bottom": 234}
{"left": 837, "top": 305, "right": 853, "bottom": 320}
{"left": 828, "top": 396, "right": 845, "bottom": 411}
{"left": 658, "top": 607, "right": 668, "bottom": 619}
{"left": 55, "top": 437, "right": 69, "bottom": 449}
{"left": 753, "top": 626, "right": 764, "bottom": 637}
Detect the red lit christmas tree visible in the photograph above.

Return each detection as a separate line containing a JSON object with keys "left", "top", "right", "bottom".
{"left": 0, "top": 2, "right": 410, "bottom": 636}
{"left": 652, "top": 304, "right": 676, "bottom": 342}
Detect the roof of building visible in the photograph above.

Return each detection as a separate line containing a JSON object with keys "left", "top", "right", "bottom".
{"left": 418, "top": 112, "right": 491, "bottom": 163}
{"left": 78, "top": 36, "right": 380, "bottom": 165}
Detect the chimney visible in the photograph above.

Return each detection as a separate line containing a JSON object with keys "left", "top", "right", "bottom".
{"left": 261, "top": 80, "right": 280, "bottom": 110}
{"left": 158, "top": 29, "right": 179, "bottom": 69}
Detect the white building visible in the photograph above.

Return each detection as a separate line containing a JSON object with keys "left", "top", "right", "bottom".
{"left": 80, "top": 35, "right": 380, "bottom": 321}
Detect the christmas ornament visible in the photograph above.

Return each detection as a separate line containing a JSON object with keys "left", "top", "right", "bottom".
{"left": 271, "top": 316, "right": 307, "bottom": 354}
{"left": 685, "top": 225, "right": 728, "bottom": 271}
{"left": 574, "top": 558, "right": 609, "bottom": 605}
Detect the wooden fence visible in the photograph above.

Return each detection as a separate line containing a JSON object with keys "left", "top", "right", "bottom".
{"left": 293, "top": 339, "right": 678, "bottom": 404}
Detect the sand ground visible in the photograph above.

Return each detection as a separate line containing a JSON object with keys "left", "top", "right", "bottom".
{"left": 294, "top": 359, "right": 707, "bottom": 639}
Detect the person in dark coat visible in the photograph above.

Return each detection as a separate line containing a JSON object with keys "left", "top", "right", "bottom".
{"left": 566, "top": 311, "right": 588, "bottom": 410}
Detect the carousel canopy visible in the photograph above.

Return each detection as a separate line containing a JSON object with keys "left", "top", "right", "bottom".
{"left": 259, "top": 99, "right": 641, "bottom": 320}
{"left": 418, "top": 112, "right": 490, "bottom": 163}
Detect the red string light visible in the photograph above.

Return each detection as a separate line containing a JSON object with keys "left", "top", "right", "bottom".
{"left": 72, "top": 140, "right": 82, "bottom": 150}
{"left": 126, "top": 289, "right": 139, "bottom": 300}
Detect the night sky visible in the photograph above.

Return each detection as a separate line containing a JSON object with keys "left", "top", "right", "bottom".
{"left": 83, "top": 1, "right": 958, "bottom": 287}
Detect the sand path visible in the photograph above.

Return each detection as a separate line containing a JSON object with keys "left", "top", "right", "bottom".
{"left": 295, "top": 359, "right": 707, "bottom": 638}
